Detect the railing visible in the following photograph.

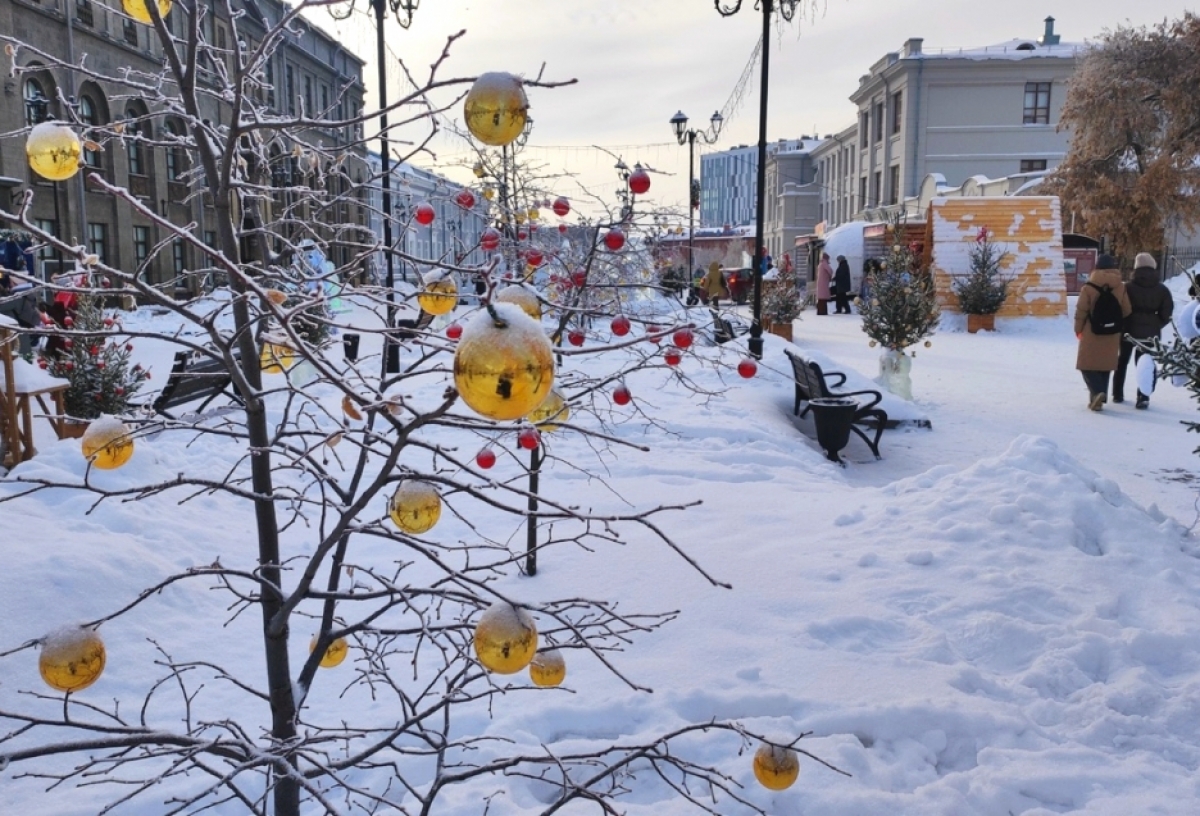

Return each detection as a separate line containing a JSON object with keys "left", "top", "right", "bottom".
{"left": 1165, "top": 249, "right": 1200, "bottom": 281}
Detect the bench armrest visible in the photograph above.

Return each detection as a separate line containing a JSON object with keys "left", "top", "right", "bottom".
{"left": 819, "top": 370, "right": 848, "bottom": 389}
{"left": 838, "top": 388, "right": 883, "bottom": 413}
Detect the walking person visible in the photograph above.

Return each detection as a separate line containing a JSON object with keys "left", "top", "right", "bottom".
{"left": 815, "top": 252, "right": 833, "bottom": 316}
{"left": 1075, "top": 253, "right": 1132, "bottom": 411}
{"left": 700, "top": 261, "right": 728, "bottom": 309}
{"left": 833, "top": 255, "right": 852, "bottom": 314}
{"left": 1113, "top": 252, "right": 1173, "bottom": 408}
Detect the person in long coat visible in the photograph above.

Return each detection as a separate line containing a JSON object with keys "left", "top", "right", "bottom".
{"left": 833, "top": 255, "right": 852, "bottom": 314}
{"left": 1113, "top": 252, "right": 1174, "bottom": 408}
{"left": 1075, "top": 253, "right": 1133, "bottom": 411}
{"left": 815, "top": 253, "right": 833, "bottom": 316}
{"left": 700, "top": 261, "right": 728, "bottom": 308}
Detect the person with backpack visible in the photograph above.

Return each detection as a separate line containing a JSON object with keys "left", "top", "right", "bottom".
{"left": 1113, "top": 252, "right": 1174, "bottom": 408}
{"left": 1075, "top": 253, "right": 1132, "bottom": 411}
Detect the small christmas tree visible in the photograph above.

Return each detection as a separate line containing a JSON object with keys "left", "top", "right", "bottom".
{"left": 763, "top": 261, "right": 803, "bottom": 324}
{"left": 40, "top": 294, "right": 150, "bottom": 420}
{"left": 953, "top": 226, "right": 1011, "bottom": 315}
{"left": 860, "top": 239, "right": 940, "bottom": 350}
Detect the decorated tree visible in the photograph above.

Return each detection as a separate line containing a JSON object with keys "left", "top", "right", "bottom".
{"left": 953, "top": 226, "right": 1011, "bottom": 316}
{"left": 763, "top": 260, "right": 803, "bottom": 324}
{"left": 860, "top": 235, "right": 940, "bottom": 399}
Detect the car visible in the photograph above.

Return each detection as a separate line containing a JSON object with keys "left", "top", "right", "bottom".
{"left": 723, "top": 267, "right": 754, "bottom": 305}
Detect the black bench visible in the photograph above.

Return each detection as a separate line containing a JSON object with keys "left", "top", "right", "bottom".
{"left": 152, "top": 349, "right": 244, "bottom": 418}
{"left": 710, "top": 308, "right": 741, "bottom": 345}
{"left": 393, "top": 309, "right": 435, "bottom": 341}
{"left": 783, "top": 348, "right": 887, "bottom": 459}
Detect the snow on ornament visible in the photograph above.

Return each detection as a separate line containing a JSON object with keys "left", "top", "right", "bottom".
{"left": 473, "top": 601, "right": 537, "bottom": 674}
{"left": 567, "top": 329, "right": 585, "bottom": 347}
{"left": 753, "top": 743, "right": 799, "bottom": 791}
{"left": 453, "top": 303, "right": 555, "bottom": 421}
{"left": 529, "top": 648, "right": 566, "bottom": 687}
{"left": 39, "top": 626, "right": 105, "bottom": 693}
{"left": 26, "top": 122, "right": 83, "bottom": 181}
{"left": 525, "top": 248, "right": 544, "bottom": 268}
{"left": 475, "top": 447, "right": 497, "bottom": 469}
{"left": 612, "top": 384, "right": 632, "bottom": 406}
{"left": 417, "top": 269, "right": 457, "bottom": 315}
{"left": 628, "top": 166, "right": 651, "bottom": 195}
{"left": 463, "top": 72, "right": 529, "bottom": 147}
{"left": 309, "top": 635, "right": 348, "bottom": 669}
{"left": 517, "top": 426, "right": 541, "bottom": 450}
{"left": 122, "top": 0, "right": 171, "bottom": 24}
{"left": 552, "top": 196, "right": 570, "bottom": 218}
{"left": 603, "top": 228, "right": 626, "bottom": 252}
{"left": 81, "top": 415, "right": 134, "bottom": 469}
{"left": 480, "top": 228, "right": 501, "bottom": 252}
{"left": 664, "top": 348, "right": 682, "bottom": 366}
{"left": 414, "top": 201, "right": 436, "bottom": 226}
{"left": 446, "top": 322, "right": 463, "bottom": 340}
{"left": 455, "top": 188, "right": 477, "bottom": 209}
{"left": 737, "top": 357, "right": 758, "bottom": 379}
{"left": 611, "top": 314, "right": 631, "bottom": 337}
{"left": 388, "top": 480, "right": 442, "bottom": 534}
{"left": 495, "top": 284, "right": 542, "bottom": 320}
{"left": 672, "top": 328, "right": 694, "bottom": 349}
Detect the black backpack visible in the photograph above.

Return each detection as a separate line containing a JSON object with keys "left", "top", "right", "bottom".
{"left": 1085, "top": 282, "right": 1124, "bottom": 335}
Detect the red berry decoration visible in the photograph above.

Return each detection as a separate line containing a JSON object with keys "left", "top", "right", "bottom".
{"left": 89, "top": 345, "right": 100, "bottom": 356}
{"left": 611, "top": 314, "right": 631, "bottom": 337}
{"left": 446, "top": 323, "right": 463, "bottom": 340}
{"left": 526, "top": 248, "right": 544, "bottom": 267}
{"left": 480, "top": 228, "right": 501, "bottom": 252}
{"left": 738, "top": 357, "right": 758, "bottom": 378}
{"left": 672, "top": 328, "right": 694, "bottom": 349}
{"left": 628, "top": 166, "right": 651, "bottom": 195}
{"left": 125, "top": 343, "right": 134, "bottom": 352}
{"left": 558, "top": 223, "right": 568, "bottom": 235}
{"left": 64, "top": 317, "right": 74, "bottom": 327}
{"left": 567, "top": 329, "right": 585, "bottom": 347}
{"left": 517, "top": 427, "right": 541, "bottom": 450}
{"left": 63, "top": 339, "right": 74, "bottom": 349}
{"left": 414, "top": 201, "right": 435, "bottom": 225}
{"left": 114, "top": 387, "right": 124, "bottom": 396}
{"left": 64, "top": 361, "right": 74, "bottom": 371}
{"left": 455, "top": 188, "right": 476, "bottom": 209}
{"left": 612, "top": 385, "right": 632, "bottom": 406}
{"left": 603, "top": 228, "right": 626, "bottom": 252}
{"left": 103, "top": 317, "right": 114, "bottom": 327}
{"left": 664, "top": 348, "right": 682, "bottom": 366}
{"left": 476, "top": 447, "right": 497, "bottom": 469}
{"left": 101, "top": 279, "right": 111, "bottom": 288}
{"left": 552, "top": 196, "right": 570, "bottom": 217}
{"left": 517, "top": 230, "right": 528, "bottom": 242}
{"left": 96, "top": 361, "right": 106, "bottom": 370}
{"left": 529, "top": 223, "right": 539, "bottom": 233}
{"left": 37, "top": 358, "right": 48, "bottom": 370}
{"left": 571, "top": 270, "right": 587, "bottom": 288}
{"left": 647, "top": 325, "right": 663, "bottom": 345}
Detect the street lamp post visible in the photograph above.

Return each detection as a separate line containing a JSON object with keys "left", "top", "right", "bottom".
{"left": 714, "top": 0, "right": 800, "bottom": 359}
{"left": 372, "top": 0, "right": 419, "bottom": 375}
{"left": 669, "top": 110, "right": 723, "bottom": 297}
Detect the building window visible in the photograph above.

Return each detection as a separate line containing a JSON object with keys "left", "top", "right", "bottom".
{"left": 1023, "top": 82, "right": 1051, "bottom": 124}
{"left": 133, "top": 226, "right": 150, "bottom": 269}
{"left": 891, "top": 91, "right": 903, "bottom": 135}
{"left": 1020, "top": 159, "right": 1048, "bottom": 174}
{"left": 172, "top": 239, "right": 186, "bottom": 274}
{"left": 320, "top": 84, "right": 329, "bottom": 119}
{"left": 871, "top": 172, "right": 881, "bottom": 207}
{"left": 889, "top": 165, "right": 900, "bottom": 205}
{"left": 87, "top": 223, "right": 108, "bottom": 264}
{"left": 123, "top": 18, "right": 139, "bottom": 47}
{"left": 859, "top": 176, "right": 867, "bottom": 210}
{"left": 286, "top": 66, "right": 295, "bottom": 115}
{"left": 164, "top": 121, "right": 186, "bottom": 181}
{"left": 265, "top": 57, "right": 276, "bottom": 107}
{"left": 24, "top": 79, "right": 49, "bottom": 126}
{"left": 75, "top": 0, "right": 94, "bottom": 27}
{"left": 79, "top": 95, "right": 102, "bottom": 169}
{"left": 304, "top": 76, "right": 313, "bottom": 116}
{"left": 860, "top": 111, "right": 869, "bottom": 148}
{"left": 873, "top": 102, "right": 884, "bottom": 142}
{"left": 126, "top": 108, "right": 145, "bottom": 176}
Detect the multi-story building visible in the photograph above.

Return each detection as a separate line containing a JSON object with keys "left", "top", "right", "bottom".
{"left": 0, "top": 0, "right": 367, "bottom": 294}
{"left": 813, "top": 17, "right": 1080, "bottom": 229}
{"left": 699, "top": 139, "right": 807, "bottom": 229}
{"left": 764, "top": 139, "right": 823, "bottom": 270}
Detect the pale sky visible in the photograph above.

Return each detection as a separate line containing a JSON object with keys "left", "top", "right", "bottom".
{"left": 315, "top": 0, "right": 1194, "bottom": 218}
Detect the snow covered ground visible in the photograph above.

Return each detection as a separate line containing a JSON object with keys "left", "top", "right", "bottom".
{"left": 2, "top": 276, "right": 1199, "bottom": 815}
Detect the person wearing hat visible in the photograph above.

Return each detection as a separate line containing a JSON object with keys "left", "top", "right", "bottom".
{"left": 1075, "top": 253, "right": 1133, "bottom": 411}
{"left": 815, "top": 252, "right": 833, "bottom": 315}
{"left": 833, "top": 255, "right": 853, "bottom": 314}
{"left": 1113, "top": 251, "right": 1173, "bottom": 408}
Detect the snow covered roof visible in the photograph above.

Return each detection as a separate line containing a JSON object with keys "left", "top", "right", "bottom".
{"left": 912, "top": 39, "right": 1085, "bottom": 61}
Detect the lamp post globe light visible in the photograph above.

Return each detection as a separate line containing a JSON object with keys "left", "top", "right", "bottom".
{"left": 669, "top": 109, "right": 723, "bottom": 303}
{"left": 714, "top": 0, "right": 802, "bottom": 359}
{"left": 373, "top": 0, "right": 419, "bottom": 375}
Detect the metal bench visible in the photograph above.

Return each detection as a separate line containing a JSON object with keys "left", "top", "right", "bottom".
{"left": 151, "top": 349, "right": 244, "bottom": 419}
{"left": 783, "top": 347, "right": 888, "bottom": 459}
{"left": 393, "top": 308, "right": 435, "bottom": 341}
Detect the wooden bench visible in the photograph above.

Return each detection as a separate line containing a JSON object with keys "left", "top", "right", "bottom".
{"left": 151, "top": 349, "right": 244, "bottom": 419}
{"left": 783, "top": 347, "right": 888, "bottom": 459}
{"left": 1, "top": 322, "right": 70, "bottom": 466}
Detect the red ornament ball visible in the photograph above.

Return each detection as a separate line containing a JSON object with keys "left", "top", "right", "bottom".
{"left": 103, "top": 317, "right": 114, "bottom": 328}
{"left": 63, "top": 339, "right": 74, "bottom": 349}
{"left": 628, "top": 167, "right": 651, "bottom": 195}
{"left": 414, "top": 202, "right": 436, "bottom": 226}
{"left": 517, "top": 427, "right": 541, "bottom": 450}
{"left": 446, "top": 323, "right": 463, "bottom": 340}
{"left": 672, "top": 328, "right": 694, "bottom": 349}
{"left": 611, "top": 314, "right": 631, "bottom": 337}
{"left": 529, "top": 223, "right": 539, "bottom": 233}
{"left": 612, "top": 385, "right": 632, "bottom": 406}
{"left": 567, "top": 329, "right": 585, "bottom": 347}
{"left": 558, "top": 223, "right": 568, "bottom": 235}
{"left": 125, "top": 343, "right": 134, "bottom": 352}
{"left": 603, "top": 228, "right": 626, "bottom": 252}
{"left": 480, "top": 228, "right": 501, "bottom": 252}
{"left": 552, "top": 196, "right": 570, "bottom": 217}
{"left": 64, "top": 317, "right": 74, "bottom": 328}
{"left": 476, "top": 447, "right": 497, "bottom": 469}
{"left": 89, "top": 345, "right": 100, "bottom": 356}
{"left": 37, "top": 358, "right": 48, "bottom": 370}
{"left": 571, "top": 270, "right": 587, "bottom": 288}
{"left": 738, "top": 357, "right": 758, "bottom": 379}
{"left": 664, "top": 348, "right": 682, "bottom": 366}
{"left": 518, "top": 230, "right": 528, "bottom": 241}
{"left": 647, "top": 325, "right": 663, "bottom": 345}
{"left": 455, "top": 189, "right": 476, "bottom": 209}
{"left": 526, "top": 248, "right": 544, "bottom": 267}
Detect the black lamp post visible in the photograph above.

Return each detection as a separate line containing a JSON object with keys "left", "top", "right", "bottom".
{"left": 669, "top": 109, "right": 723, "bottom": 296}
{"left": 714, "top": 0, "right": 800, "bottom": 359}
{"left": 373, "top": 0, "right": 419, "bottom": 375}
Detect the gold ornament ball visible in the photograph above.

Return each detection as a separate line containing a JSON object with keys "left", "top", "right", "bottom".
{"left": 473, "top": 601, "right": 537, "bottom": 674}
{"left": 527, "top": 207, "right": 539, "bottom": 221}
{"left": 122, "top": 0, "right": 171, "bottom": 24}
{"left": 529, "top": 648, "right": 566, "bottom": 687}
{"left": 388, "top": 480, "right": 442, "bottom": 534}
{"left": 527, "top": 388, "right": 568, "bottom": 432}
{"left": 309, "top": 635, "right": 348, "bottom": 669}
{"left": 260, "top": 342, "right": 294, "bottom": 374}
{"left": 417, "top": 270, "right": 458, "bottom": 316}
{"left": 753, "top": 744, "right": 800, "bottom": 791}
{"left": 39, "top": 626, "right": 106, "bottom": 693}
{"left": 495, "top": 284, "right": 541, "bottom": 320}
{"left": 463, "top": 72, "right": 529, "bottom": 147}
{"left": 81, "top": 417, "right": 134, "bottom": 470}
{"left": 26, "top": 122, "right": 83, "bottom": 182}
{"left": 472, "top": 161, "right": 486, "bottom": 179}
{"left": 482, "top": 187, "right": 495, "bottom": 201}
{"left": 453, "top": 303, "right": 555, "bottom": 421}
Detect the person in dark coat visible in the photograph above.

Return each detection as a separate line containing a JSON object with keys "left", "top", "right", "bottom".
{"left": 1113, "top": 252, "right": 1174, "bottom": 408}
{"left": 1075, "top": 253, "right": 1133, "bottom": 411}
{"left": 833, "top": 255, "right": 852, "bottom": 314}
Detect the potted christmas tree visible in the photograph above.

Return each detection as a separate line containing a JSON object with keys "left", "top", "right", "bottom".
{"left": 762, "top": 260, "right": 802, "bottom": 342}
{"left": 953, "top": 226, "right": 1011, "bottom": 333}
{"left": 39, "top": 293, "right": 150, "bottom": 435}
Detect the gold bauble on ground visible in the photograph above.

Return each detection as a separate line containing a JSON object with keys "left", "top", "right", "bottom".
{"left": 81, "top": 416, "right": 134, "bottom": 470}
{"left": 473, "top": 601, "right": 537, "bottom": 674}
{"left": 463, "top": 72, "right": 529, "bottom": 147}
{"left": 388, "top": 480, "right": 442, "bottom": 534}
{"left": 453, "top": 303, "right": 554, "bottom": 421}
{"left": 495, "top": 284, "right": 541, "bottom": 320}
{"left": 753, "top": 744, "right": 800, "bottom": 791}
{"left": 309, "top": 635, "right": 348, "bottom": 668}
{"left": 26, "top": 122, "right": 83, "bottom": 182}
{"left": 39, "top": 626, "right": 106, "bottom": 693}
{"left": 417, "top": 270, "right": 458, "bottom": 316}
{"left": 529, "top": 648, "right": 566, "bottom": 686}
{"left": 122, "top": 0, "right": 171, "bottom": 24}
{"left": 527, "top": 388, "right": 568, "bottom": 432}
